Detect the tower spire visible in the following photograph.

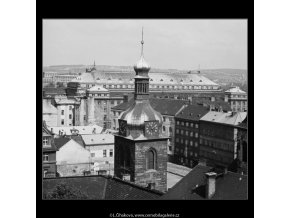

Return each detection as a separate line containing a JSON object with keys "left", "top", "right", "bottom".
{"left": 141, "top": 27, "right": 144, "bottom": 56}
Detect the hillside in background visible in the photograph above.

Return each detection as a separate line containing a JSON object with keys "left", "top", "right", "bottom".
{"left": 43, "top": 65, "right": 247, "bottom": 90}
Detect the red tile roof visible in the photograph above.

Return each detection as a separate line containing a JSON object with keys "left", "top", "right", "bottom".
{"left": 176, "top": 104, "right": 210, "bottom": 121}
{"left": 112, "top": 98, "right": 188, "bottom": 116}
{"left": 43, "top": 175, "right": 163, "bottom": 200}
{"left": 161, "top": 164, "right": 247, "bottom": 200}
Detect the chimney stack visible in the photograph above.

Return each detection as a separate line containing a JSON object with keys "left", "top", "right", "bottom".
{"left": 205, "top": 172, "right": 217, "bottom": 199}
{"left": 123, "top": 94, "right": 128, "bottom": 103}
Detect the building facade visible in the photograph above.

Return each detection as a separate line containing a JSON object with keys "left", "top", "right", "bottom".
{"left": 43, "top": 123, "right": 58, "bottom": 178}
{"left": 82, "top": 134, "right": 114, "bottom": 175}
{"left": 225, "top": 86, "right": 247, "bottom": 112}
{"left": 199, "top": 111, "right": 247, "bottom": 170}
{"left": 174, "top": 104, "right": 209, "bottom": 168}
{"left": 55, "top": 138, "right": 91, "bottom": 177}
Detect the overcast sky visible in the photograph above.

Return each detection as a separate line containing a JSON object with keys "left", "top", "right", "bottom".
{"left": 43, "top": 19, "right": 247, "bottom": 70}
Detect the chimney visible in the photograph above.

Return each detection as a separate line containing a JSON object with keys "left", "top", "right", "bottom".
{"left": 123, "top": 94, "right": 128, "bottom": 103}
{"left": 205, "top": 172, "right": 217, "bottom": 199}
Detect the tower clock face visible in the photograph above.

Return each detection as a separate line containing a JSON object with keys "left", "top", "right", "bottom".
{"left": 145, "top": 121, "right": 159, "bottom": 136}
{"left": 119, "top": 120, "right": 127, "bottom": 136}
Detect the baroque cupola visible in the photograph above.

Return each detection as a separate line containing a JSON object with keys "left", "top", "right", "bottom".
{"left": 118, "top": 28, "right": 163, "bottom": 139}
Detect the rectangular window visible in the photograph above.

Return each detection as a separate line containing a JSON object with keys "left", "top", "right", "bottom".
{"left": 190, "top": 141, "right": 193, "bottom": 146}
{"left": 69, "top": 106, "right": 72, "bottom": 110}
{"left": 190, "top": 132, "right": 193, "bottom": 137}
{"left": 43, "top": 154, "right": 49, "bottom": 162}
{"left": 69, "top": 114, "right": 72, "bottom": 119}
{"left": 186, "top": 122, "right": 189, "bottom": 127}
{"left": 84, "top": 115, "right": 86, "bottom": 121}
{"left": 185, "top": 131, "right": 188, "bottom": 136}
{"left": 181, "top": 122, "right": 184, "bottom": 126}
{"left": 195, "top": 142, "right": 198, "bottom": 147}
{"left": 103, "top": 150, "right": 107, "bottom": 157}
{"left": 176, "top": 121, "right": 180, "bottom": 125}
{"left": 195, "top": 133, "right": 198, "bottom": 138}
{"left": 61, "top": 110, "right": 64, "bottom": 115}
{"left": 110, "top": 149, "right": 113, "bottom": 157}
{"left": 61, "top": 119, "right": 64, "bottom": 125}
{"left": 181, "top": 130, "right": 184, "bottom": 135}
{"left": 195, "top": 124, "right": 198, "bottom": 128}
{"left": 190, "top": 123, "right": 194, "bottom": 127}
{"left": 43, "top": 138, "right": 48, "bottom": 146}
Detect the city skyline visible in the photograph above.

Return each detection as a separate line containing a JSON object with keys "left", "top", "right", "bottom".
{"left": 43, "top": 19, "right": 247, "bottom": 70}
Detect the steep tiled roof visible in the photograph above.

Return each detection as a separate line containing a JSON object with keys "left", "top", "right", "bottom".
{"left": 200, "top": 111, "right": 247, "bottom": 125}
{"left": 225, "top": 86, "right": 246, "bottom": 94}
{"left": 149, "top": 99, "right": 188, "bottom": 116}
{"left": 176, "top": 104, "right": 209, "bottom": 121}
{"left": 43, "top": 87, "right": 66, "bottom": 95}
{"left": 43, "top": 175, "right": 163, "bottom": 200}
{"left": 161, "top": 164, "right": 247, "bottom": 200}
{"left": 112, "top": 98, "right": 188, "bottom": 116}
{"left": 112, "top": 98, "right": 134, "bottom": 111}
{"left": 43, "top": 123, "right": 58, "bottom": 152}
{"left": 54, "top": 137, "right": 71, "bottom": 149}
{"left": 82, "top": 134, "right": 114, "bottom": 146}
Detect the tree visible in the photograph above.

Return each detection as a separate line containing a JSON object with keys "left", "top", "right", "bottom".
{"left": 43, "top": 182, "right": 90, "bottom": 200}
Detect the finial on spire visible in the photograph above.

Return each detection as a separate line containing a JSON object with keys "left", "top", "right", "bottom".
{"left": 141, "top": 27, "right": 144, "bottom": 56}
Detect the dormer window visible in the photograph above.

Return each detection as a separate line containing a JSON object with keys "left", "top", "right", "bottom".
{"left": 170, "top": 79, "right": 173, "bottom": 82}
{"left": 43, "top": 137, "right": 50, "bottom": 147}
{"left": 150, "top": 79, "right": 153, "bottom": 81}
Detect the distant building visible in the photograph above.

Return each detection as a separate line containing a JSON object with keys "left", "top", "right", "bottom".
{"left": 161, "top": 164, "right": 247, "bottom": 200}
{"left": 55, "top": 138, "right": 91, "bottom": 177}
{"left": 199, "top": 111, "right": 247, "bottom": 170}
{"left": 174, "top": 104, "right": 209, "bottom": 168}
{"left": 43, "top": 123, "right": 58, "bottom": 178}
{"left": 225, "top": 86, "right": 247, "bottom": 112}
{"left": 82, "top": 134, "right": 115, "bottom": 175}
{"left": 43, "top": 99, "right": 58, "bottom": 127}
{"left": 85, "top": 85, "right": 111, "bottom": 128}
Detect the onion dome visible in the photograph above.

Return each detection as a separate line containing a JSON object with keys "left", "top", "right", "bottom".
{"left": 134, "top": 55, "right": 151, "bottom": 73}
{"left": 120, "top": 101, "right": 162, "bottom": 126}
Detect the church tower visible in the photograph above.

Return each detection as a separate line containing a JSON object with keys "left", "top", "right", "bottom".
{"left": 114, "top": 28, "right": 168, "bottom": 192}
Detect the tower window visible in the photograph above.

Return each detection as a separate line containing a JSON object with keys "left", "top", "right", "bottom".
{"left": 147, "top": 149, "right": 156, "bottom": 170}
